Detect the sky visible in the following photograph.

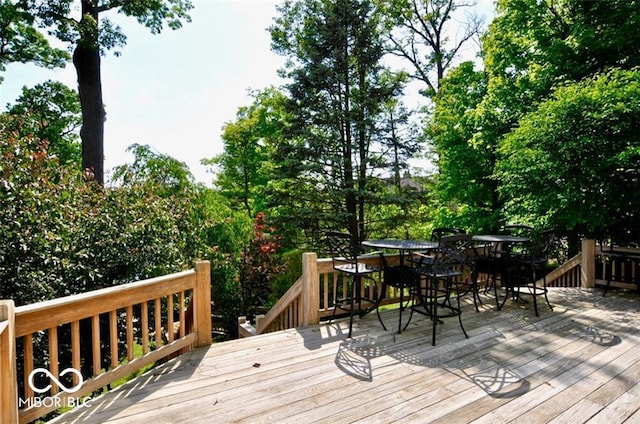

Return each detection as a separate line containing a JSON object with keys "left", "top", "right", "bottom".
{"left": 0, "top": 0, "right": 494, "bottom": 185}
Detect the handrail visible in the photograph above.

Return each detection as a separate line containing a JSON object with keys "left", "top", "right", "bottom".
{"left": 3, "top": 261, "right": 211, "bottom": 424}
{"left": 244, "top": 252, "right": 406, "bottom": 337}
{"left": 545, "top": 252, "right": 583, "bottom": 288}
{"left": 0, "top": 301, "right": 18, "bottom": 424}
{"left": 257, "top": 276, "right": 303, "bottom": 334}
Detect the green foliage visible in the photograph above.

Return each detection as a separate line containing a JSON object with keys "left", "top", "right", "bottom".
{"left": 206, "top": 87, "right": 289, "bottom": 219}
{"left": 497, "top": 69, "right": 640, "bottom": 236}
{"left": 430, "top": 0, "right": 640, "bottom": 242}
{"left": 0, "top": 0, "right": 69, "bottom": 81}
{"left": 268, "top": 248, "right": 302, "bottom": 307}
{"left": 427, "top": 61, "right": 497, "bottom": 231}
{"left": 269, "top": 0, "right": 415, "bottom": 246}
{"left": 111, "top": 143, "right": 194, "bottom": 196}
{"left": 6, "top": 80, "right": 82, "bottom": 166}
{"left": 0, "top": 116, "right": 207, "bottom": 304}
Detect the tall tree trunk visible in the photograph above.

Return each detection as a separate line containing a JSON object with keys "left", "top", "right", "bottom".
{"left": 74, "top": 3, "right": 105, "bottom": 185}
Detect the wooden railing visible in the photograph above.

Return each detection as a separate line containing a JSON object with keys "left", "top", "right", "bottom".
{"left": 243, "top": 239, "right": 616, "bottom": 337}
{"left": 1, "top": 301, "right": 18, "bottom": 424}
{"left": 243, "top": 252, "right": 419, "bottom": 337}
{"left": 1, "top": 260, "right": 211, "bottom": 424}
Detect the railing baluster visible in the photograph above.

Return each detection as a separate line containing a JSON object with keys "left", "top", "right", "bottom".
{"left": 110, "top": 310, "right": 118, "bottom": 369}
{"left": 141, "top": 301, "right": 149, "bottom": 354}
{"left": 126, "top": 305, "right": 134, "bottom": 361}
{"left": 179, "top": 291, "right": 185, "bottom": 339}
{"left": 155, "top": 298, "right": 162, "bottom": 348}
{"left": 92, "top": 315, "right": 101, "bottom": 377}
{"left": 48, "top": 326, "right": 59, "bottom": 395}
{"left": 167, "top": 295, "right": 174, "bottom": 343}
{"left": 23, "top": 334, "right": 33, "bottom": 400}
{"left": 71, "top": 320, "right": 81, "bottom": 386}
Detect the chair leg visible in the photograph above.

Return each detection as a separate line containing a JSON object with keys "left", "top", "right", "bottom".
{"left": 401, "top": 292, "right": 415, "bottom": 333}
{"left": 455, "top": 289, "right": 468, "bottom": 339}
{"left": 602, "top": 258, "right": 612, "bottom": 297}
{"left": 375, "top": 284, "right": 388, "bottom": 332}
{"left": 431, "top": 280, "right": 438, "bottom": 346}
{"left": 347, "top": 275, "right": 360, "bottom": 338}
{"left": 542, "top": 275, "right": 553, "bottom": 311}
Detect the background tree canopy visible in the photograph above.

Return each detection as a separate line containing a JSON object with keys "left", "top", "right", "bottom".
{"left": 497, "top": 69, "right": 640, "bottom": 238}
{"left": 428, "top": 0, "right": 640, "bottom": 253}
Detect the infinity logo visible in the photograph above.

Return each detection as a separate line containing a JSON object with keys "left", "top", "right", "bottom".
{"left": 28, "top": 368, "right": 84, "bottom": 394}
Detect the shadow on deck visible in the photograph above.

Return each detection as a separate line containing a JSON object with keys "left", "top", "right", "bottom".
{"left": 49, "top": 288, "right": 640, "bottom": 423}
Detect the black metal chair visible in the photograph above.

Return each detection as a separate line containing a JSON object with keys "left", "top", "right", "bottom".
{"left": 377, "top": 254, "right": 421, "bottom": 334}
{"left": 472, "top": 238, "right": 502, "bottom": 301}
{"left": 502, "top": 224, "right": 535, "bottom": 258}
{"left": 325, "top": 231, "right": 382, "bottom": 338}
{"left": 410, "top": 227, "right": 466, "bottom": 268}
{"left": 598, "top": 228, "right": 640, "bottom": 297}
{"left": 499, "top": 229, "right": 554, "bottom": 316}
{"left": 411, "top": 234, "right": 472, "bottom": 346}
{"left": 475, "top": 224, "right": 534, "bottom": 300}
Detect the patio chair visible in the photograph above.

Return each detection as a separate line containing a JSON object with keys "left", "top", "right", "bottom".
{"left": 411, "top": 234, "right": 472, "bottom": 346}
{"left": 475, "top": 224, "right": 534, "bottom": 299}
{"left": 377, "top": 254, "right": 421, "bottom": 334}
{"left": 325, "top": 231, "right": 382, "bottom": 338}
{"left": 598, "top": 228, "right": 640, "bottom": 297}
{"left": 498, "top": 229, "right": 554, "bottom": 316}
{"left": 409, "top": 227, "right": 466, "bottom": 268}
{"left": 501, "top": 224, "right": 535, "bottom": 258}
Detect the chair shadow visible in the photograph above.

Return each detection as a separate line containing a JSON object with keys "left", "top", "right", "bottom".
{"left": 450, "top": 363, "right": 531, "bottom": 398}
{"left": 335, "top": 336, "right": 381, "bottom": 381}
{"left": 576, "top": 325, "right": 622, "bottom": 347}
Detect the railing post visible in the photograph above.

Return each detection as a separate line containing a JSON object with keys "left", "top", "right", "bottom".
{"left": 194, "top": 261, "right": 212, "bottom": 347}
{"left": 581, "top": 239, "right": 596, "bottom": 288}
{"left": 301, "top": 252, "right": 320, "bottom": 327}
{"left": 0, "top": 300, "right": 18, "bottom": 424}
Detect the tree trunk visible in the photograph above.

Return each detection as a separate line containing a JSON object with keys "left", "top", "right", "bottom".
{"left": 73, "top": 27, "right": 105, "bottom": 185}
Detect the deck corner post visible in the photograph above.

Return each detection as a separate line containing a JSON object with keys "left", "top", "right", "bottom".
{"left": 0, "top": 300, "right": 18, "bottom": 424}
{"left": 581, "top": 239, "right": 596, "bottom": 288}
{"left": 194, "top": 260, "right": 212, "bottom": 347}
{"left": 301, "top": 252, "right": 320, "bottom": 327}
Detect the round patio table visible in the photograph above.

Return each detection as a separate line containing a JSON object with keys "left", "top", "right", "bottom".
{"left": 361, "top": 239, "right": 437, "bottom": 334}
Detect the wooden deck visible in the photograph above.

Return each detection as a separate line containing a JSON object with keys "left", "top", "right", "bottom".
{"left": 49, "top": 288, "right": 640, "bottom": 424}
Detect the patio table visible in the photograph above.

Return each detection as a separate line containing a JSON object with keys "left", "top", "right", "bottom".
{"left": 472, "top": 234, "right": 531, "bottom": 308}
{"left": 361, "top": 239, "right": 438, "bottom": 333}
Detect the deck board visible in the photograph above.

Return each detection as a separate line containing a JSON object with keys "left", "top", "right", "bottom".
{"left": 48, "top": 288, "right": 640, "bottom": 423}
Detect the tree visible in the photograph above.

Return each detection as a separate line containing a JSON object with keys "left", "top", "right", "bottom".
{"left": 497, "top": 69, "right": 640, "bottom": 242}
{"left": 426, "top": 61, "right": 494, "bottom": 231}
{"left": 428, "top": 0, "right": 640, "bottom": 238}
{"left": 111, "top": 143, "right": 194, "bottom": 196}
{"left": 22, "top": 0, "right": 193, "bottom": 185}
{"left": 269, "top": 0, "right": 405, "bottom": 247}
{"left": 376, "top": 0, "right": 484, "bottom": 97}
{"left": 0, "top": 0, "right": 68, "bottom": 82}
{"left": 206, "top": 87, "right": 288, "bottom": 219}
{"left": 6, "top": 80, "right": 81, "bottom": 166}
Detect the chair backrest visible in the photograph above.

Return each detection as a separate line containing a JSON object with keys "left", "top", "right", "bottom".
{"left": 528, "top": 229, "right": 556, "bottom": 260}
{"left": 433, "top": 234, "right": 473, "bottom": 271}
{"left": 325, "top": 231, "right": 359, "bottom": 268}
{"left": 502, "top": 224, "right": 535, "bottom": 256}
{"left": 503, "top": 224, "right": 534, "bottom": 238}
{"left": 430, "top": 227, "right": 466, "bottom": 241}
